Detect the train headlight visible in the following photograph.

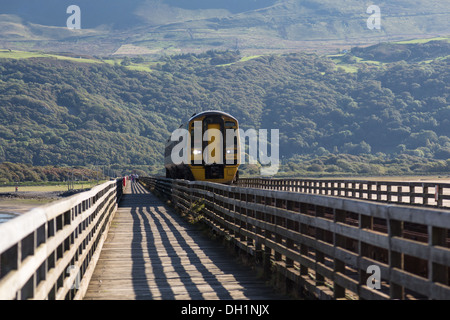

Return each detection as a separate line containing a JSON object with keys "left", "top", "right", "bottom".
{"left": 226, "top": 149, "right": 232, "bottom": 154}
{"left": 192, "top": 149, "right": 202, "bottom": 155}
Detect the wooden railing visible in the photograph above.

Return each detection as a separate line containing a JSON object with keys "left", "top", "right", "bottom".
{"left": 142, "top": 177, "right": 450, "bottom": 300}
{"left": 237, "top": 178, "right": 450, "bottom": 208}
{"left": 0, "top": 179, "right": 124, "bottom": 300}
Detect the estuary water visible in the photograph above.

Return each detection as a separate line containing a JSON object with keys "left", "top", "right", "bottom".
{"left": 0, "top": 211, "right": 19, "bottom": 224}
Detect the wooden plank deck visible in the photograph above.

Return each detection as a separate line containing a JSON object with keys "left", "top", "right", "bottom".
{"left": 84, "top": 182, "right": 284, "bottom": 300}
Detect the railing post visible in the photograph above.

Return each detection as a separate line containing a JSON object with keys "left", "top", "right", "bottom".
{"left": 429, "top": 226, "right": 448, "bottom": 290}
{"left": 388, "top": 218, "right": 404, "bottom": 299}
{"left": 422, "top": 183, "right": 429, "bottom": 206}
{"left": 376, "top": 182, "right": 382, "bottom": 202}
{"left": 409, "top": 184, "right": 415, "bottom": 205}
{"left": 387, "top": 184, "right": 392, "bottom": 203}
{"left": 285, "top": 218, "right": 294, "bottom": 269}
{"left": 436, "top": 184, "right": 443, "bottom": 208}
{"left": 254, "top": 202, "right": 263, "bottom": 265}
{"left": 368, "top": 182, "right": 373, "bottom": 200}
{"left": 397, "top": 185, "right": 403, "bottom": 204}
{"left": 314, "top": 205, "right": 325, "bottom": 287}
{"left": 359, "top": 212, "right": 373, "bottom": 294}
{"left": 333, "top": 209, "right": 346, "bottom": 299}
{"left": 274, "top": 197, "right": 283, "bottom": 263}
{"left": 263, "top": 196, "right": 272, "bottom": 279}
{"left": 359, "top": 182, "right": 364, "bottom": 199}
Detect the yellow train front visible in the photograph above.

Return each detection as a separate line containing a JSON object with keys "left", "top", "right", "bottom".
{"left": 164, "top": 110, "right": 240, "bottom": 184}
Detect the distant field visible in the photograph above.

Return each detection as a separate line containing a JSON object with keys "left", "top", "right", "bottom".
{"left": 239, "top": 55, "right": 263, "bottom": 62}
{"left": 0, "top": 50, "right": 100, "bottom": 64}
{"left": 326, "top": 56, "right": 360, "bottom": 73}
{"left": 335, "top": 64, "right": 359, "bottom": 73}
{"left": 394, "top": 36, "right": 450, "bottom": 44}
{"left": 216, "top": 55, "right": 264, "bottom": 67}
{"left": 0, "top": 50, "right": 160, "bottom": 73}
{"left": 0, "top": 181, "right": 106, "bottom": 193}
{"left": 326, "top": 36, "right": 450, "bottom": 72}
{"left": 0, "top": 185, "right": 69, "bottom": 193}
{"left": 0, "top": 181, "right": 106, "bottom": 218}
{"left": 125, "top": 64, "right": 154, "bottom": 72}
{"left": 0, "top": 50, "right": 46, "bottom": 59}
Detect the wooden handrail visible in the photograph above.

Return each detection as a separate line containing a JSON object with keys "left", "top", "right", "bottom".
{"left": 0, "top": 179, "right": 123, "bottom": 300}
{"left": 147, "top": 177, "right": 450, "bottom": 300}
{"left": 236, "top": 178, "right": 450, "bottom": 208}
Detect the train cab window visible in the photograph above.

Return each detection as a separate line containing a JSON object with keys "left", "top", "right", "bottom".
{"left": 225, "top": 121, "right": 236, "bottom": 128}
{"left": 191, "top": 129, "right": 202, "bottom": 142}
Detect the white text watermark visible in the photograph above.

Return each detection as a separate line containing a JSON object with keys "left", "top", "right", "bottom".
{"left": 170, "top": 123, "right": 279, "bottom": 176}
{"left": 366, "top": 265, "right": 381, "bottom": 290}
{"left": 67, "top": 5, "right": 81, "bottom": 30}
{"left": 367, "top": 5, "right": 381, "bottom": 30}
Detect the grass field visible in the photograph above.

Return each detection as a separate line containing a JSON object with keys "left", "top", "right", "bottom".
{"left": 240, "top": 55, "right": 263, "bottom": 62}
{"left": 327, "top": 51, "right": 390, "bottom": 73}
{"left": 0, "top": 50, "right": 156, "bottom": 72}
{"left": 394, "top": 36, "right": 450, "bottom": 44}
{"left": 0, "top": 50, "right": 101, "bottom": 64}
{"left": 216, "top": 55, "right": 264, "bottom": 67}
{"left": 0, "top": 180, "right": 106, "bottom": 193}
{"left": 125, "top": 64, "right": 154, "bottom": 72}
{"left": 0, "top": 50, "right": 46, "bottom": 59}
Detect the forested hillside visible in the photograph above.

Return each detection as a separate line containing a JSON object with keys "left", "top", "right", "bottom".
{"left": 0, "top": 162, "right": 101, "bottom": 184}
{"left": 0, "top": 41, "right": 449, "bottom": 180}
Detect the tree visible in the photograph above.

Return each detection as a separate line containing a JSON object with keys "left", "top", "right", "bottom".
{"left": 121, "top": 57, "right": 131, "bottom": 66}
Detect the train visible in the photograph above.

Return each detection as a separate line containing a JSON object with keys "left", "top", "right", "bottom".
{"left": 164, "top": 110, "right": 240, "bottom": 184}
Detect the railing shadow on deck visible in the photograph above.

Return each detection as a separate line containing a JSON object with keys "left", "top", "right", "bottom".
{"left": 120, "top": 182, "right": 274, "bottom": 300}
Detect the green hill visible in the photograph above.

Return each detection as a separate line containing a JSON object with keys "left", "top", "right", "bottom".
{"left": 0, "top": 40, "right": 449, "bottom": 179}
{"left": 350, "top": 38, "right": 450, "bottom": 63}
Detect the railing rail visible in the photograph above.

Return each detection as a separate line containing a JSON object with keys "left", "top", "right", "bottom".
{"left": 143, "top": 177, "right": 450, "bottom": 300}
{"left": 237, "top": 178, "right": 450, "bottom": 208}
{"left": 0, "top": 179, "right": 124, "bottom": 300}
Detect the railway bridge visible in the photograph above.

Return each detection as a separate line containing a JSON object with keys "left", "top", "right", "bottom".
{"left": 0, "top": 177, "right": 449, "bottom": 300}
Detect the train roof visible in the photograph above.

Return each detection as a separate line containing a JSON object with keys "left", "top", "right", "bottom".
{"left": 188, "top": 110, "right": 238, "bottom": 122}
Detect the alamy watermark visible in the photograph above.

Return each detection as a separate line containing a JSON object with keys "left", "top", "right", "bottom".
{"left": 66, "top": 265, "right": 81, "bottom": 290}
{"left": 367, "top": 5, "right": 381, "bottom": 30}
{"left": 65, "top": 5, "right": 380, "bottom": 31}
{"left": 366, "top": 265, "right": 381, "bottom": 290}
{"left": 170, "top": 122, "right": 279, "bottom": 176}
{"left": 67, "top": 5, "right": 81, "bottom": 30}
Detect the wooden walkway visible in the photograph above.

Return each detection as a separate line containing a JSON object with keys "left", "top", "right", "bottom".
{"left": 84, "top": 182, "right": 283, "bottom": 300}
